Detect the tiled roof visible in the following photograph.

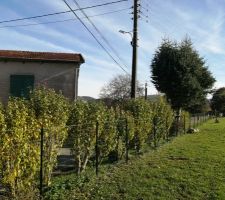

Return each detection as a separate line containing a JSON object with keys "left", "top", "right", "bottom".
{"left": 0, "top": 50, "right": 85, "bottom": 63}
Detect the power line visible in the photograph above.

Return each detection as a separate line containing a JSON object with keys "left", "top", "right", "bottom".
{"left": 0, "top": 0, "right": 129, "bottom": 24}
{"left": 0, "top": 8, "right": 130, "bottom": 29}
{"left": 62, "top": 0, "right": 129, "bottom": 74}
{"left": 72, "top": 0, "right": 130, "bottom": 70}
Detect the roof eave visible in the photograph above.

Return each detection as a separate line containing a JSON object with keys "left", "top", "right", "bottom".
{"left": 0, "top": 57, "right": 85, "bottom": 64}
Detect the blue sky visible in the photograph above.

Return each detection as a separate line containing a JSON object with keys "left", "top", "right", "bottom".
{"left": 0, "top": 0, "right": 225, "bottom": 98}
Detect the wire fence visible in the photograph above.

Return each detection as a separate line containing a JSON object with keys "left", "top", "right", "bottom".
{"left": 0, "top": 113, "right": 212, "bottom": 199}
{"left": 189, "top": 113, "right": 211, "bottom": 129}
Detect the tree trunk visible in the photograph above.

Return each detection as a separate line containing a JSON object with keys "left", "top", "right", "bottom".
{"left": 175, "top": 108, "right": 181, "bottom": 136}
{"left": 81, "top": 149, "right": 90, "bottom": 172}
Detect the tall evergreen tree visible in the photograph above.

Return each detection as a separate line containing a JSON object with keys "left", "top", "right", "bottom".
{"left": 151, "top": 38, "right": 215, "bottom": 115}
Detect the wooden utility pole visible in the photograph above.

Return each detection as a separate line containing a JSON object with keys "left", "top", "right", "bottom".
{"left": 131, "top": 0, "right": 139, "bottom": 98}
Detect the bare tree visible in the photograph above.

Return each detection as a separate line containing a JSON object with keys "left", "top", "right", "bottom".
{"left": 99, "top": 74, "right": 144, "bottom": 100}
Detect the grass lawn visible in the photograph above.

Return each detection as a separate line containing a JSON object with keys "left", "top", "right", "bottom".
{"left": 45, "top": 119, "right": 225, "bottom": 200}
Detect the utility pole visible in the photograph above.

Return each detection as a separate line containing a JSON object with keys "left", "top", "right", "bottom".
{"left": 131, "top": 0, "right": 139, "bottom": 98}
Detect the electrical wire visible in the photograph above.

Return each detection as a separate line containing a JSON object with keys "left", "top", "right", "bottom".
{"left": 62, "top": 0, "right": 130, "bottom": 74}
{"left": 72, "top": 0, "right": 130, "bottom": 71}
{"left": 0, "top": 8, "right": 130, "bottom": 29}
{"left": 0, "top": 0, "right": 129, "bottom": 24}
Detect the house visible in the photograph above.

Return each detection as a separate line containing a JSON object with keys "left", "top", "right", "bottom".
{"left": 0, "top": 50, "right": 85, "bottom": 102}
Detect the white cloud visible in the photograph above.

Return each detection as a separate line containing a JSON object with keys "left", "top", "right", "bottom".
{"left": 0, "top": 29, "right": 75, "bottom": 52}
{"left": 2, "top": 0, "right": 225, "bottom": 97}
{"left": 197, "top": 13, "right": 225, "bottom": 55}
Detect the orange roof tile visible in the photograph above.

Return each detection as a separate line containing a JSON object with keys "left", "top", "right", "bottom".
{"left": 0, "top": 50, "right": 85, "bottom": 63}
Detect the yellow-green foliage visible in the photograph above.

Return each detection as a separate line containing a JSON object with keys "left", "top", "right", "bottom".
{"left": 67, "top": 101, "right": 97, "bottom": 173}
{"left": 1, "top": 98, "right": 39, "bottom": 197}
{"left": 124, "top": 99, "right": 153, "bottom": 152}
{"left": 0, "top": 102, "right": 6, "bottom": 180}
{"left": 151, "top": 97, "right": 173, "bottom": 146}
{"left": 98, "top": 106, "right": 117, "bottom": 159}
{"left": 0, "top": 86, "right": 183, "bottom": 197}
{"left": 114, "top": 107, "right": 135, "bottom": 141}
{"left": 29, "top": 87, "right": 69, "bottom": 185}
{"left": 68, "top": 101, "right": 118, "bottom": 172}
{"left": 180, "top": 110, "right": 190, "bottom": 131}
{"left": 0, "top": 87, "right": 70, "bottom": 198}
{"left": 113, "top": 107, "right": 135, "bottom": 159}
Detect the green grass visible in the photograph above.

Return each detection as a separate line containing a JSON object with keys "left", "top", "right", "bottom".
{"left": 45, "top": 119, "right": 225, "bottom": 200}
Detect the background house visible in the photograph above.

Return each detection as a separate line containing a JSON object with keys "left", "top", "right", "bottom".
{"left": 0, "top": 50, "right": 84, "bottom": 102}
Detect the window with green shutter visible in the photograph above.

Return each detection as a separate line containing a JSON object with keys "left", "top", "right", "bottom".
{"left": 10, "top": 75, "right": 34, "bottom": 98}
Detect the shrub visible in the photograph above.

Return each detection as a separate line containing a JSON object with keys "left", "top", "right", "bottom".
{"left": 68, "top": 101, "right": 118, "bottom": 172}
{"left": 123, "top": 99, "right": 153, "bottom": 152}
{"left": 151, "top": 97, "right": 173, "bottom": 146}
{"left": 112, "top": 107, "right": 135, "bottom": 160}
{"left": 67, "top": 101, "right": 97, "bottom": 173}
{"left": 1, "top": 98, "right": 39, "bottom": 198}
{"left": 29, "top": 87, "right": 69, "bottom": 185}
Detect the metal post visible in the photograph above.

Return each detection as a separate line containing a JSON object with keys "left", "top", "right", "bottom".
{"left": 125, "top": 119, "right": 129, "bottom": 163}
{"left": 153, "top": 117, "right": 157, "bottom": 147}
{"left": 131, "top": 0, "right": 139, "bottom": 98}
{"left": 189, "top": 115, "right": 191, "bottom": 129}
{"left": 95, "top": 121, "right": 99, "bottom": 176}
{"left": 175, "top": 116, "right": 179, "bottom": 136}
{"left": 40, "top": 127, "right": 44, "bottom": 199}
{"left": 197, "top": 114, "right": 199, "bottom": 126}
{"left": 193, "top": 115, "right": 196, "bottom": 128}
{"left": 145, "top": 82, "right": 148, "bottom": 100}
{"left": 165, "top": 117, "right": 169, "bottom": 141}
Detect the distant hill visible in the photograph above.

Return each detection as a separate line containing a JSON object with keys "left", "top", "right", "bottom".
{"left": 147, "top": 94, "right": 162, "bottom": 101}
{"left": 78, "top": 95, "right": 161, "bottom": 103}
{"left": 78, "top": 96, "right": 96, "bottom": 102}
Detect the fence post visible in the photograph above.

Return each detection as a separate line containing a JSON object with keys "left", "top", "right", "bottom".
{"left": 193, "top": 115, "right": 196, "bottom": 128}
{"left": 95, "top": 121, "right": 99, "bottom": 176}
{"left": 189, "top": 115, "right": 191, "bottom": 129}
{"left": 153, "top": 117, "right": 157, "bottom": 148}
{"left": 197, "top": 114, "right": 199, "bottom": 126}
{"left": 165, "top": 117, "right": 169, "bottom": 141}
{"left": 183, "top": 114, "right": 186, "bottom": 134}
{"left": 175, "top": 115, "right": 179, "bottom": 136}
{"left": 125, "top": 119, "right": 129, "bottom": 163}
{"left": 196, "top": 115, "right": 198, "bottom": 127}
{"left": 40, "top": 127, "right": 44, "bottom": 200}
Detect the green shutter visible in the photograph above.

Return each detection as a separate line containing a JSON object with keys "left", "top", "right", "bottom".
{"left": 10, "top": 75, "right": 34, "bottom": 98}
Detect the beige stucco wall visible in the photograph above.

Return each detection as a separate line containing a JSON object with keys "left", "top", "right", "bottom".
{"left": 0, "top": 61, "right": 80, "bottom": 103}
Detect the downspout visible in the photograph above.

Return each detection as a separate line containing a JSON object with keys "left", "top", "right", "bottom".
{"left": 74, "top": 66, "right": 80, "bottom": 101}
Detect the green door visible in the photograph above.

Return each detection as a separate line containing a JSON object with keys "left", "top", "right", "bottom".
{"left": 10, "top": 75, "right": 34, "bottom": 98}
